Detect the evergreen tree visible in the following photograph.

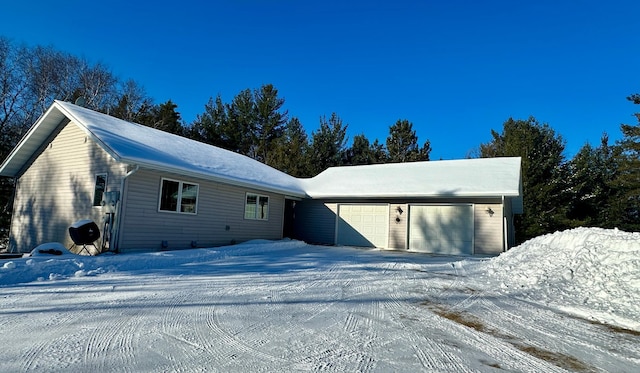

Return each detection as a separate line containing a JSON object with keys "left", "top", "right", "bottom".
{"left": 346, "top": 134, "right": 374, "bottom": 165}
{"left": 268, "top": 117, "right": 311, "bottom": 177}
{"left": 309, "top": 113, "right": 348, "bottom": 175}
{"left": 369, "top": 139, "right": 388, "bottom": 164}
{"left": 345, "top": 135, "right": 389, "bottom": 165}
{"left": 609, "top": 94, "right": 640, "bottom": 230}
{"left": 254, "top": 84, "right": 287, "bottom": 164}
{"left": 138, "top": 100, "right": 184, "bottom": 135}
{"left": 480, "top": 117, "right": 567, "bottom": 242}
{"left": 225, "top": 89, "right": 256, "bottom": 155}
{"left": 189, "top": 95, "right": 228, "bottom": 147}
{"left": 566, "top": 135, "right": 617, "bottom": 227}
{"left": 386, "top": 119, "right": 430, "bottom": 162}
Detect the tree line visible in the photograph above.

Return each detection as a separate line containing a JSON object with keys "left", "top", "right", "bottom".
{"left": 1, "top": 37, "right": 639, "bottom": 246}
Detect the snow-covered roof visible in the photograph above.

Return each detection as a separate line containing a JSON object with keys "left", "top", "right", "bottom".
{"left": 300, "top": 157, "right": 522, "bottom": 200}
{"left": 0, "top": 101, "right": 522, "bottom": 205}
{"left": 0, "top": 101, "right": 306, "bottom": 197}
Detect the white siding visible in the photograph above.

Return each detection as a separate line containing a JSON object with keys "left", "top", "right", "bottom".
{"left": 473, "top": 203, "right": 504, "bottom": 255}
{"left": 118, "top": 169, "right": 285, "bottom": 252}
{"left": 388, "top": 203, "right": 408, "bottom": 250}
{"left": 9, "top": 121, "right": 125, "bottom": 253}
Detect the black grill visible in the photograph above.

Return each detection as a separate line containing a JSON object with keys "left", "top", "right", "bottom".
{"left": 69, "top": 220, "right": 100, "bottom": 245}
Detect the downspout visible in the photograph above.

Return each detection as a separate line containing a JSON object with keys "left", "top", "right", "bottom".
{"left": 502, "top": 195, "right": 508, "bottom": 252}
{"left": 112, "top": 165, "right": 139, "bottom": 252}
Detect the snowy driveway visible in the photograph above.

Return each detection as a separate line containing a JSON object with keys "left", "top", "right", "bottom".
{"left": 1, "top": 239, "right": 638, "bottom": 372}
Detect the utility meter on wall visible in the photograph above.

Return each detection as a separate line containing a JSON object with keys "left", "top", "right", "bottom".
{"left": 101, "top": 191, "right": 120, "bottom": 213}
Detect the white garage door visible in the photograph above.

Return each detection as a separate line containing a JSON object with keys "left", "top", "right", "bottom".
{"left": 409, "top": 205, "right": 474, "bottom": 255}
{"left": 337, "top": 204, "right": 388, "bottom": 248}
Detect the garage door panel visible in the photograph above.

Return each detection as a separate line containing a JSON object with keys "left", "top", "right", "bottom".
{"left": 337, "top": 204, "right": 388, "bottom": 248}
{"left": 409, "top": 205, "right": 473, "bottom": 255}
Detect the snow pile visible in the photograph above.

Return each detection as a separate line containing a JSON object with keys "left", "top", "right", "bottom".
{"left": 472, "top": 227, "right": 640, "bottom": 330}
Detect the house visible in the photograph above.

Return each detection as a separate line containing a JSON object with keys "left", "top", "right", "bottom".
{"left": 0, "top": 100, "right": 306, "bottom": 254}
{"left": 0, "top": 101, "right": 522, "bottom": 255}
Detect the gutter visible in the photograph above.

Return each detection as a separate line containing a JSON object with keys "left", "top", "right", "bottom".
{"left": 121, "top": 158, "right": 307, "bottom": 199}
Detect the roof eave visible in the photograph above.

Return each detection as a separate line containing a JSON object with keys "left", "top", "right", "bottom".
{"left": 305, "top": 191, "right": 521, "bottom": 199}
{"left": 123, "top": 159, "right": 306, "bottom": 198}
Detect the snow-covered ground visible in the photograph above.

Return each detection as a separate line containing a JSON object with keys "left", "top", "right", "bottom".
{"left": 0, "top": 228, "right": 638, "bottom": 372}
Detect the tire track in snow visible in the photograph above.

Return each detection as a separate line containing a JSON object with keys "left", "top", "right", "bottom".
{"left": 340, "top": 289, "right": 381, "bottom": 372}
{"left": 475, "top": 294, "right": 639, "bottom": 370}
{"left": 164, "top": 275, "right": 293, "bottom": 370}
{"left": 385, "top": 259, "right": 568, "bottom": 372}
{"left": 154, "top": 277, "right": 236, "bottom": 371}
{"left": 451, "top": 261, "right": 615, "bottom": 371}
{"left": 418, "top": 262, "right": 574, "bottom": 372}
{"left": 81, "top": 300, "right": 146, "bottom": 372}
{"left": 205, "top": 301, "right": 291, "bottom": 369}
{"left": 383, "top": 286, "right": 474, "bottom": 372}
{"left": 255, "top": 256, "right": 380, "bottom": 371}
{"left": 18, "top": 305, "right": 82, "bottom": 371}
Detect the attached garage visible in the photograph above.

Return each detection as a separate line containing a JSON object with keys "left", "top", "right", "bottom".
{"left": 296, "top": 157, "right": 523, "bottom": 255}
{"left": 336, "top": 204, "right": 389, "bottom": 248}
{"left": 408, "top": 204, "right": 474, "bottom": 255}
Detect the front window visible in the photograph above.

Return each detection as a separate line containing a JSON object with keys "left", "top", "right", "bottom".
{"left": 159, "top": 178, "right": 198, "bottom": 214}
{"left": 245, "top": 193, "right": 269, "bottom": 220}
{"left": 93, "top": 173, "right": 107, "bottom": 206}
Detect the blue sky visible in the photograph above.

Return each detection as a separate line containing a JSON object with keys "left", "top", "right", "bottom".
{"left": 2, "top": 0, "right": 639, "bottom": 159}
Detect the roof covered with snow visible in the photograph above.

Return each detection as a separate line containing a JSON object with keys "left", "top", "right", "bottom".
{"left": 300, "top": 157, "right": 522, "bottom": 200}
{"left": 1, "top": 101, "right": 522, "bottom": 203}
{"left": 0, "top": 101, "right": 306, "bottom": 197}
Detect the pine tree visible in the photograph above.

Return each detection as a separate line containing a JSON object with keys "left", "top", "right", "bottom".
{"left": 254, "top": 84, "right": 287, "bottom": 164}
{"left": 309, "top": 113, "right": 348, "bottom": 175}
{"left": 346, "top": 134, "right": 374, "bottom": 165}
{"left": 268, "top": 117, "right": 310, "bottom": 177}
{"left": 225, "top": 89, "right": 256, "bottom": 156}
{"left": 386, "top": 119, "right": 430, "bottom": 162}
{"left": 480, "top": 117, "right": 567, "bottom": 242}
{"left": 369, "top": 139, "right": 388, "bottom": 164}
{"left": 609, "top": 94, "right": 640, "bottom": 230}
{"left": 567, "top": 135, "right": 617, "bottom": 227}
{"left": 189, "top": 95, "right": 228, "bottom": 147}
{"left": 138, "top": 100, "right": 184, "bottom": 135}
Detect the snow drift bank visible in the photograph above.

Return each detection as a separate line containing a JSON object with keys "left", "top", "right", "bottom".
{"left": 0, "top": 239, "right": 308, "bottom": 286}
{"left": 469, "top": 227, "right": 640, "bottom": 331}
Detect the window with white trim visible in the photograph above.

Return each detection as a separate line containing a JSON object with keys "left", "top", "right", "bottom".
{"left": 244, "top": 193, "right": 269, "bottom": 220}
{"left": 93, "top": 173, "right": 107, "bottom": 207}
{"left": 159, "top": 178, "right": 199, "bottom": 214}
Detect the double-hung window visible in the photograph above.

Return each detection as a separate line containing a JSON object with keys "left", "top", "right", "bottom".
{"left": 159, "top": 178, "right": 199, "bottom": 214}
{"left": 244, "top": 193, "right": 269, "bottom": 220}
